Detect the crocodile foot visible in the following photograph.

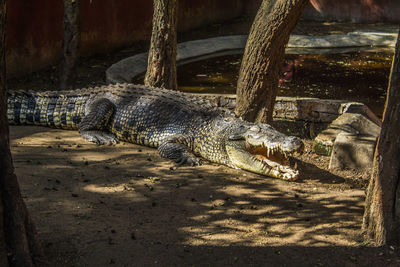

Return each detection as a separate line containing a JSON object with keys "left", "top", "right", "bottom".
{"left": 175, "top": 154, "right": 202, "bottom": 166}
{"left": 80, "top": 130, "right": 119, "bottom": 145}
{"left": 158, "top": 140, "right": 202, "bottom": 166}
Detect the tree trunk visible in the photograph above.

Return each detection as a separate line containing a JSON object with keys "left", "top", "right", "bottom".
{"left": 59, "top": 0, "right": 80, "bottom": 90}
{"left": 235, "top": 0, "right": 307, "bottom": 123}
{"left": 0, "top": 1, "right": 46, "bottom": 265}
{"left": 144, "top": 0, "right": 178, "bottom": 90}
{"left": 362, "top": 30, "right": 400, "bottom": 245}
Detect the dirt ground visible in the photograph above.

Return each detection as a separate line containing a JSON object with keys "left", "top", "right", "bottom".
{"left": 9, "top": 126, "right": 399, "bottom": 266}
{"left": 8, "top": 18, "right": 400, "bottom": 266}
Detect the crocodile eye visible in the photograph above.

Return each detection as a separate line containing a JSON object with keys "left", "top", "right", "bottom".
{"left": 250, "top": 126, "right": 260, "bottom": 132}
{"left": 228, "top": 134, "right": 244, "bottom": 141}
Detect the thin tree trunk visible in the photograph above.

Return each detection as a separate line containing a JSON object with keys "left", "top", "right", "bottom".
{"left": 144, "top": 0, "right": 178, "bottom": 90}
{"left": 0, "top": 0, "right": 46, "bottom": 265}
{"left": 235, "top": 0, "right": 307, "bottom": 123}
{"left": 362, "top": 30, "right": 400, "bottom": 245}
{"left": 60, "top": 0, "right": 80, "bottom": 90}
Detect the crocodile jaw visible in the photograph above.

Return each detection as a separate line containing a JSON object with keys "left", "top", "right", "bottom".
{"left": 225, "top": 124, "right": 304, "bottom": 181}
{"left": 226, "top": 141, "right": 302, "bottom": 180}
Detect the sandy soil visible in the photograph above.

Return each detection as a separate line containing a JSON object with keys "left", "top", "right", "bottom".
{"left": 9, "top": 124, "right": 400, "bottom": 266}
{"left": 8, "top": 18, "right": 400, "bottom": 266}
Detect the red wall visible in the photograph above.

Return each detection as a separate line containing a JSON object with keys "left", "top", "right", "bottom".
{"left": 7, "top": 0, "right": 63, "bottom": 75}
{"left": 6, "top": 0, "right": 247, "bottom": 76}
{"left": 5, "top": 0, "right": 399, "bottom": 76}
{"left": 79, "top": 1, "right": 153, "bottom": 56}
{"left": 79, "top": 0, "right": 246, "bottom": 55}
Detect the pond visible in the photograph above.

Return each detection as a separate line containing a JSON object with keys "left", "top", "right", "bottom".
{"left": 177, "top": 51, "right": 393, "bottom": 117}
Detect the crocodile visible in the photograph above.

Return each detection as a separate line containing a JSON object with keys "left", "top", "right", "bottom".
{"left": 7, "top": 83, "right": 304, "bottom": 180}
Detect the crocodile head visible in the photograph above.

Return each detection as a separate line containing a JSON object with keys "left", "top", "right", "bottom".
{"left": 224, "top": 122, "right": 304, "bottom": 181}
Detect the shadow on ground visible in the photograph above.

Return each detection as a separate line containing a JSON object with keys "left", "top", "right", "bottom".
{"left": 9, "top": 126, "right": 400, "bottom": 266}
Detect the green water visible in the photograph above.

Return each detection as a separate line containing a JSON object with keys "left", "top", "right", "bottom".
{"left": 177, "top": 51, "right": 393, "bottom": 117}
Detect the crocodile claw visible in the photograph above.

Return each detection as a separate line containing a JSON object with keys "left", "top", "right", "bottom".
{"left": 80, "top": 130, "right": 119, "bottom": 145}
{"left": 175, "top": 154, "right": 202, "bottom": 166}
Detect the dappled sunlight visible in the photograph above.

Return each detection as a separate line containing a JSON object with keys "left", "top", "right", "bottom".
{"left": 177, "top": 192, "right": 364, "bottom": 247}
{"left": 11, "top": 128, "right": 80, "bottom": 145}
{"left": 9, "top": 125, "right": 377, "bottom": 265}
{"left": 84, "top": 184, "right": 134, "bottom": 194}
{"left": 166, "top": 171, "right": 365, "bottom": 247}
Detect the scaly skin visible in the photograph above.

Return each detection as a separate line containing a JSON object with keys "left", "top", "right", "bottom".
{"left": 7, "top": 83, "right": 304, "bottom": 180}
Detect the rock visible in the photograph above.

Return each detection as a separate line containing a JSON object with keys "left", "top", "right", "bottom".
{"left": 313, "top": 113, "right": 381, "bottom": 156}
{"left": 329, "top": 132, "right": 377, "bottom": 171}
{"left": 338, "top": 102, "right": 382, "bottom": 127}
{"left": 312, "top": 127, "right": 341, "bottom": 156}
{"left": 329, "top": 112, "right": 381, "bottom": 136}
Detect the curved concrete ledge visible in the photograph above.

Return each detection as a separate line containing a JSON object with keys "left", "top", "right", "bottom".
{"left": 106, "top": 30, "right": 397, "bottom": 84}
{"left": 288, "top": 31, "right": 397, "bottom": 48}
{"left": 106, "top": 35, "right": 247, "bottom": 84}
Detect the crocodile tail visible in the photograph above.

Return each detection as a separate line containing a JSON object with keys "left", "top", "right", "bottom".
{"left": 7, "top": 90, "right": 89, "bottom": 130}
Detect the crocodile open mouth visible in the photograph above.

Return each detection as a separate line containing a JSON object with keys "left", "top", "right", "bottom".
{"left": 247, "top": 142, "right": 303, "bottom": 180}
{"left": 226, "top": 139, "right": 304, "bottom": 181}
{"left": 246, "top": 143, "right": 302, "bottom": 180}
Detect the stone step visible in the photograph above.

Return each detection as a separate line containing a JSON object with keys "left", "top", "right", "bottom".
{"left": 329, "top": 132, "right": 377, "bottom": 171}
{"left": 312, "top": 112, "right": 381, "bottom": 156}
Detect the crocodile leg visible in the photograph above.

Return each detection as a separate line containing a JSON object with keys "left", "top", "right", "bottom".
{"left": 78, "top": 98, "right": 119, "bottom": 145}
{"left": 158, "top": 135, "right": 202, "bottom": 166}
